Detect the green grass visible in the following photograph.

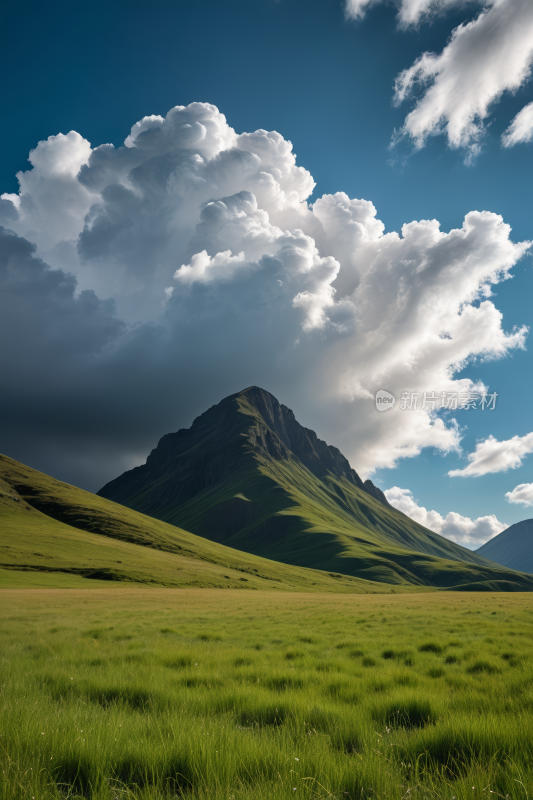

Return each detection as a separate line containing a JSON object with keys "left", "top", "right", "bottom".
{"left": 2, "top": 588, "right": 533, "bottom": 799}
{"left": 0, "top": 453, "right": 399, "bottom": 594}
{"left": 0, "top": 568, "right": 121, "bottom": 589}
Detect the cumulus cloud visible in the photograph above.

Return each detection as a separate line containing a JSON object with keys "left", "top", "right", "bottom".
{"left": 505, "top": 482, "right": 533, "bottom": 507}
{"left": 502, "top": 101, "right": 533, "bottom": 147}
{"left": 385, "top": 486, "right": 507, "bottom": 547}
{"left": 174, "top": 249, "right": 249, "bottom": 285}
{"left": 345, "top": 0, "right": 533, "bottom": 157}
{"left": 0, "top": 101, "right": 530, "bottom": 489}
{"left": 449, "top": 432, "right": 533, "bottom": 477}
{"left": 0, "top": 131, "right": 97, "bottom": 251}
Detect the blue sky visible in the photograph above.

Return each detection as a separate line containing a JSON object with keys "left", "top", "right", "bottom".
{"left": 1, "top": 0, "right": 533, "bottom": 547}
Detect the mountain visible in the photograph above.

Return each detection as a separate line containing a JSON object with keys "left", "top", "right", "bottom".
{"left": 0, "top": 452, "right": 389, "bottom": 593}
{"left": 476, "top": 519, "right": 533, "bottom": 574}
{"left": 98, "top": 386, "right": 533, "bottom": 590}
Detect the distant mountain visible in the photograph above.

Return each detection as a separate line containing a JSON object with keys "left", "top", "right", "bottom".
{"left": 476, "top": 519, "right": 533, "bottom": 574}
{"left": 98, "top": 386, "right": 532, "bottom": 590}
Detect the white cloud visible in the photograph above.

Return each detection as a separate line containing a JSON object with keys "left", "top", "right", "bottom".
{"left": 174, "top": 249, "right": 249, "bottom": 285}
{"left": 346, "top": 0, "right": 533, "bottom": 156}
{"left": 0, "top": 131, "right": 98, "bottom": 252}
{"left": 344, "top": 0, "right": 382, "bottom": 21}
{"left": 449, "top": 432, "right": 533, "bottom": 477}
{"left": 394, "top": 0, "right": 533, "bottom": 156}
{"left": 396, "top": 0, "right": 478, "bottom": 27}
{"left": 385, "top": 486, "right": 507, "bottom": 547}
{"left": 505, "top": 482, "right": 533, "bottom": 507}
{"left": 502, "top": 101, "right": 533, "bottom": 147}
{"left": 346, "top": 0, "right": 477, "bottom": 27}
{"left": 124, "top": 115, "right": 165, "bottom": 148}
{"left": 0, "top": 101, "right": 530, "bottom": 487}
{"left": 124, "top": 104, "right": 237, "bottom": 158}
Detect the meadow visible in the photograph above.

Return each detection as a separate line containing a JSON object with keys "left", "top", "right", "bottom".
{"left": 1, "top": 588, "right": 533, "bottom": 800}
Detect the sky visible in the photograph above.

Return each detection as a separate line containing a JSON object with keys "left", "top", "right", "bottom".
{"left": 1, "top": 0, "right": 533, "bottom": 549}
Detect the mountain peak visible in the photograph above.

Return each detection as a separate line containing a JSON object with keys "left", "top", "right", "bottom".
{"left": 98, "top": 386, "right": 508, "bottom": 587}
{"left": 232, "top": 386, "right": 390, "bottom": 506}
{"left": 100, "top": 385, "right": 391, "bottom": 516}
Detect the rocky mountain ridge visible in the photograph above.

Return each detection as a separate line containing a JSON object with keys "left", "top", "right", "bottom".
{"left": 106, "top": 386, "right": 390, "bottom": 513}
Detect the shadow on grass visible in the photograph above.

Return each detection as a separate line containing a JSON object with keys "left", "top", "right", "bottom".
{"left": 55, "top": 753, "right": 196, "bottom": 798}
{"left": 43, "top": 675, "right": 157, "bottom": 711}
{"left": 237, "top": 704, "right": 289, "bottom": 727}
{"left": 372, "top": 699, "right": 435, "bottom": 730}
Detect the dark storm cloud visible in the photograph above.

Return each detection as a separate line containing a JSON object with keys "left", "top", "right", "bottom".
{"left": 0, "top": 224, "right": 310, "bottom": 490}
{"left": 0, "top": 227, "right": 123, "bottom": 357}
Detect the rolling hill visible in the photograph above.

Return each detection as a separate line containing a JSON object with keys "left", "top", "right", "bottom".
{"left": 98, "top": 386, "right": 533, "bottom": 591}
{"left": 0, "top": 452, "right": 390, "bottom": 593}
{"left": 476, "top": 519, "right": 533, "bottom": 574}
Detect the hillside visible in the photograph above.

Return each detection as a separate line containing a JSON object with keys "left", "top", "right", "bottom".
{"left": 0, "top": 453, "right": 392, "bottom": 593}
{"left": 98, "top": 386, "right": 533, "bottom": 590}
{"left": 476, "top": 519, "right": 533, "bottom": 574}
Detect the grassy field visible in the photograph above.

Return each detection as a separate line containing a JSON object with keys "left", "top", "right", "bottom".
{"left": 2, "top": 588, "right": 533, "bottom": 800}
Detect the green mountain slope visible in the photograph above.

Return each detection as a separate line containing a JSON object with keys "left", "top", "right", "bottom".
{"left": 476, "top": 519, "right": 533, "bottom": 574}
{"left": 0, "top": 453, "right": 392, "bottom": 593}
{"left": 98, "top": 387, "right": 533, "bottom": 591}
